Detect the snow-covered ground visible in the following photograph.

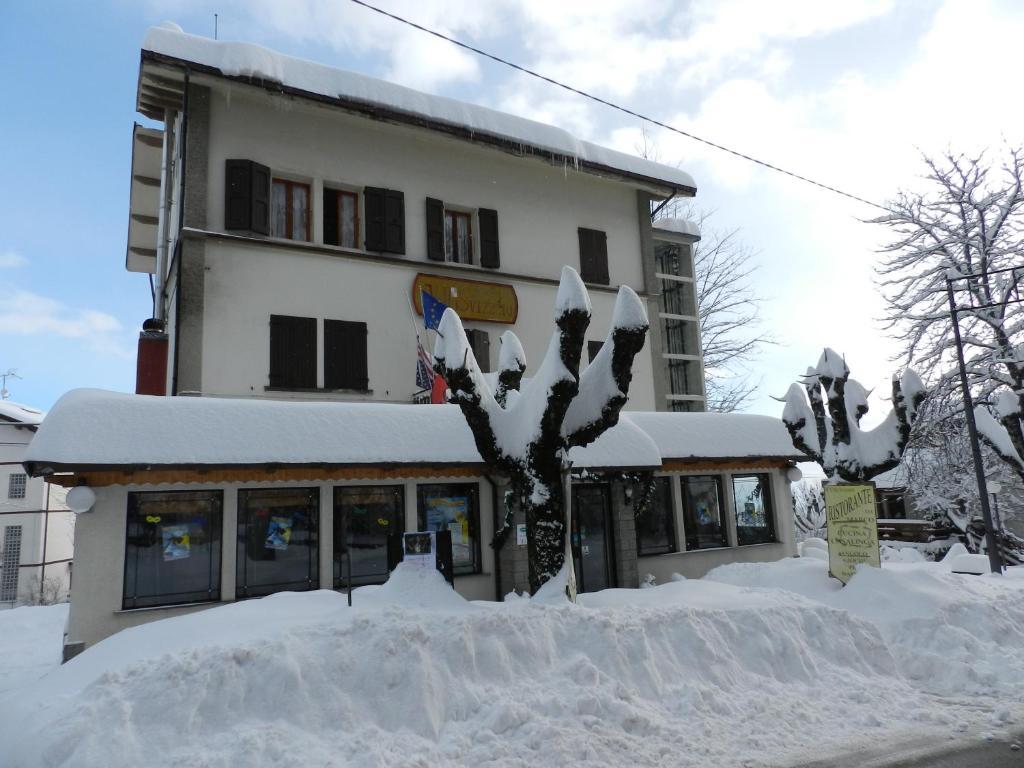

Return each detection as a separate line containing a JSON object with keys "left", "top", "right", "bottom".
{"left": 0, "top": 603, "right": 67, "bottom": 695}
{"left": 2, "top": 558, "right": 1023, "bottom": 767}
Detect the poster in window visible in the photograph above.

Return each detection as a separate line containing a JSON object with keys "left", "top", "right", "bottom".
{"left": 424, "top": 496, "right": 471, "bottom": 564}
{"left": 161, "top": 524, "right": 191, "bottom": 561}
{"left": 265, "top": 516, "right": 294, "bottom": 551}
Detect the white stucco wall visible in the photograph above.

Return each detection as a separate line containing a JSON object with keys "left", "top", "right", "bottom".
{"left": 200, "top": 239, "right": 657, "bottom": 409}
{"left": 637, "top": 467, "right": 797, "bottom": 583}
{"left": 65, "top": 475, "right": 497, "bottom": 651}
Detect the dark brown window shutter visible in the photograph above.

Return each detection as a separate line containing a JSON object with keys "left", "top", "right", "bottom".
{"left": 478, "top": 208, "right": 500, "bottom": 268}
{"left": 578, "top": 227, "right": 609, "bottom": 285}
{"left": 323, "top": 188, "right": 339, "bottom": 246}
{"left": 325, "top": 320, "right": 369, "bottom": 390}
{"left": 426, "top": 197, "right": 445, "bottom": 261}
{"left": 588, "top": 340, "right": 604, "bottom": 363}
{"left": 384, "top": 190, "right": 405, "bottom": 254}
{"left": 467, "top": 329, "right": 491, "bottom": 372}
{"left": 225, "top": 160, "right": 252, "bottom": 230}
{"left": 250, "top": 162, "right": 270, "bottom": 235}
{"left": 364, "top": 187, "right": 386, "bottom": 250}
{"left": 269, "top": 315, "right": 316, "bottom": 389}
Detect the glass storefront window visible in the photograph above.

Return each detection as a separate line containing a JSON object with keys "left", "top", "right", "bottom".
{"left": 682, "top": 476, "right": 728, "bottom": 550}
{"left": 124, "top": 490, "right": 223, "bottom": 609}
{"left": 732, "top": 474, "right": 776, "bottom": 545}
{"left": 334, "top": 485, "right": 405, "bottom": 588}
{"left": 417, "top": 483, "right": 480, "bottom": 576}
{"left": 636, "top": 476, "right": 676, "bottom": 556}
{"left": 236, "top": 487, "right": 319, "bottom": 598}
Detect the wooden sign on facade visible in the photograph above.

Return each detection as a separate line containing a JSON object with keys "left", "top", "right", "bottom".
{"left": 413, "top": 273, "right": 518, "bottom": 324}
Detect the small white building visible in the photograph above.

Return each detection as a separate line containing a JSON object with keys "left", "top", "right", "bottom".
{"left": 24, "top": 390, "right": 801, "bottom": 659}
{"left": 0, "top": 401, "right": 73, "bottom": 607}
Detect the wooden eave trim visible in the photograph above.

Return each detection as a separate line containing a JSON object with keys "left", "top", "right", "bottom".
{"left": 660, "top": 457, "right": 799, "bottom": 472}
{"left": 139, "top": 51, "right": 696, "bottom": 198}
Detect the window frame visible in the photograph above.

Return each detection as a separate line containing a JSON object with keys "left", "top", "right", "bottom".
{"left": 271, "top": 178, "right": 312, "bottom": 242}
{"left": 444, "top": 208, "right": 474, "bottom": 264}
{"left": 122, "top": 490, "right": 223, "bottom": 610}
{"left": 324, "top": 186, "right": 361, "bottom": 249}
{"left": 731, "top": 473, "right": 777, "bottom": 546}
{"left": 333, "top": 484, "right": 405, "bottom": 589}
{"left": 635, "top": 476, "right": 677, "bottom": 556}
{"left": 7, "top": 473, "right": 27, "bottom": 500}
{"left": 416, "top": 482, "right": 482, "bottom": 576}
{"left": 236, "top": 486, "right": 320, "bottom": 599}
{"left": 681, "top": 474, "right": 729, "bottom": 551}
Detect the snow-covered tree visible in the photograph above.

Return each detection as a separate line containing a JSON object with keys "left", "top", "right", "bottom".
{"left": 782, "top": 349, "right": 927, "bottom": 482}
{"left": 874, "top": 148, "right": 1024, "bottom": 480}
{"left": 433, "top": 266, "right": 649, "bottom": 593}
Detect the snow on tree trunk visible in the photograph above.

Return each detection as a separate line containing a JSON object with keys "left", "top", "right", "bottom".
{"left": 782, "top": 348, "right": 927, "bottom": 482}
{"left": 433, "top": 266, "right": 649, "bottom": 594}
{"left": 975, "top": 390, "right": 1024, "bottom": 483}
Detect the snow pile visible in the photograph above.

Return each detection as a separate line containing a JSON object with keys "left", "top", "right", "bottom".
{"left": 5, "top": 559, "right": 1024, "bottom": 767}
{"left": 141, "top": 26, "right": 696, "bottom": 191}
{"left": 0, "top": 603, "right": 67, "bottom": 694}
{"left": 652, "top": 217, "right": 700, "bottom": 239}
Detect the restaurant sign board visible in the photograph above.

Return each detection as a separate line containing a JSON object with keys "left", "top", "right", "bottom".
{"left": 413, "top": 273, "right": 518, "bottom": 324}
{"left": 825, "top": 483, "right": 880, "bottom": 585}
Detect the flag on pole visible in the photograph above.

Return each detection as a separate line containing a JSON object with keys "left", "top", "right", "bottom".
{"left": 421, "top": 289, "right": 449, "bottom": 331}
{"left": 416, "top": 338, "right": 435, "bottom": 391}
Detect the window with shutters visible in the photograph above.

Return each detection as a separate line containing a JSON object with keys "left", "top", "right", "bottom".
{"left": 225, "top": 159, "right": 270, "bottom": 235}
{"left": 466, "top": 329, "right": 491, "bottom": 372}
{"left": 8, "top": 473, "right": 27, "bottom": 499}
{"left": 323, "top": 187, "right": 359, "bottom": 249}
{"left": 271, "top": 179, "right": 311, "bottom": 241}
{"left": 444, "top": 210, "right": 473, "bottom": 264}
{"left": 269, "top": 315, "right": 317, "bottom": 389}
{"left": 324, "top": 319, "right": 369, "bottom": 391}
{"left": 426, "top": 199, "right": 500, "bottom": 268}
{"left": 364, "top": 187, "right": 405, "bottom": 254}
{"left": 578, "top": 228, "right": 609, "bottom": 285}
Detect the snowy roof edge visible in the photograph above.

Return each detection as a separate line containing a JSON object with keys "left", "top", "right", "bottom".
{"left": 139, "top": 26, "right": 696, "bottom": 195}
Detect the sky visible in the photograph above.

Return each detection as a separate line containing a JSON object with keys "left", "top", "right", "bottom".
{"left": 3, "top": 0, "right": 1024, "bottom": 417}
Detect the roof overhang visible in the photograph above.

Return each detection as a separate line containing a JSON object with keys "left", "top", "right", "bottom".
{"left": 126, "top": 123, "right": 163, "bottom": 274}
{"left": 138, "top": 50, "right": 696, "bottom": 199}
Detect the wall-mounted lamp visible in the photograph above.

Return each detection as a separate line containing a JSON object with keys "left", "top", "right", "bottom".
{"left": 786, "top": 466, "right": 803, "bottom": 483}
{"left": 67, "top": 485, "right": 97, "bottom": 515}
{"left": 623, "top": 484, "right": 634, "bottom": 505}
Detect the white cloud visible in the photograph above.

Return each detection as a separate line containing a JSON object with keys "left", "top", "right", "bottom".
{"left": 0, "top": 251, "right": 27, "bottom": 269}
{"left": 0, "top": 289, "right": 131, "bottom": 357}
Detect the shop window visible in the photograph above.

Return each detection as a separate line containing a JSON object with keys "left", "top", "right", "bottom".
{"left": 236, "top": 487, "right": 319, "bottom": 598}
{"left": 417, "top": 483, "right": 480, "bottom": 576}
{"left": 682, "top": 476, "right": 727, "bottom": 550}
{"left": 636, "top": 476, "right": 676, "bottom": 556}
{"left": 323, "top": 188, "right": 359, "bottom": 248}
{"left": 732, "top": 474, "right": 776, "bottom": 545}
{"left": 271, "top": 179, "right": 311, "bottom": 241}
{"left": 334, "top": 485, "right": 404, "bottom": 588}
{"left": 123, "top": 490, "right": 223, "bottom": 609}
{"left": 7, "top": 473, "right": 26, "bottom": 499}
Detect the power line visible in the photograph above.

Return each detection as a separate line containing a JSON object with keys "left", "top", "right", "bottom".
{"left": 349, "top": 0, "right": 890, "bottom": 212}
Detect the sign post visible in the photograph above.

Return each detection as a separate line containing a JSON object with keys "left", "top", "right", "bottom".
{"left": 824, "top": 483, "right": 880, "bottom": 585}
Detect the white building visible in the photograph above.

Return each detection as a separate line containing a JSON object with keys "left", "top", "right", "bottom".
{"left": 0, "top": 401, "right": 73, "bottom": 607}
{"left": 127, "top": 24, "right": 705, "bottom": 411}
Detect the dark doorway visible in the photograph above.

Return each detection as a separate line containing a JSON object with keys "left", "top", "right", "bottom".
{"left": 571, "top": 483, "right": 616, "bottom": 593}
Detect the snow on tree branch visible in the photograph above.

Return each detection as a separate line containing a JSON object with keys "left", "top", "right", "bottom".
{"left": 975, "top": 389, "right": 1024, "bottom": 482}
{"left": 782, "top": 348, "right": 927, "bottom": 481}
{"left": 433, "top": 266, "right": 649, "bottom": 593}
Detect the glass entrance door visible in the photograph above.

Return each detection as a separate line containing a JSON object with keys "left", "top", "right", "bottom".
{"left": 571, "top": 484, "right": 616, "bottom": 593}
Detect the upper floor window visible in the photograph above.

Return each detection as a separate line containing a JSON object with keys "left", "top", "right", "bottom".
{"left": 654, "top": 241, "right": 693, "bottom": 278}
{"left": 324, "top": 188, "right": 359, "bottom": 249}
{"left": 7, "top": 473, "right": 26, "bottom": 500}
{"left": 268, "top": 315, "right": 369, "bottom": 392}
{"left": 426, "top": 198, "right": 499, "bottom": 268}
{"left": 272, "top": 179, "right": 311, "bottom": 241}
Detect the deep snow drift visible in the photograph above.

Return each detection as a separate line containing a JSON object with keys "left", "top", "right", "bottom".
{"left": 3, "top": 560, "right": 1024, "bottom": 767}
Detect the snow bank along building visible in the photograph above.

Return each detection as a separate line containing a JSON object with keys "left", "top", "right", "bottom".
{"left": 25, "top": 27, "right": 803, "bottom": 658}
{"left": 0, "top": 402, "right": 73, "bottom": 607}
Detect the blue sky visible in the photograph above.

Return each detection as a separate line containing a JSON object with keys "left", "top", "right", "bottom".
{"left": 3, "top": 0, "right": 1024, "bottom": 416}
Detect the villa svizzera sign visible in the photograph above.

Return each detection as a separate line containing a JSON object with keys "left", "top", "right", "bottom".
{"left": 825, "top": 483, "right": 880, "bottom": 585}
{"left": 413, "top": 273, "right": 518, "bottom": 324}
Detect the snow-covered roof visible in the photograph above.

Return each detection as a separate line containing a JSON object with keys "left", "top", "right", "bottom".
{"left": 139, "top": 25, "right": 696, "bottom": 195}
{"left": 0, "top": 401, "right": 45, "bottom": 426}
{"left": 652, "top": 217, "right": 701, "bottom": 240}
{"left": 24, "top": 391, "right": 800, "bottom": 476}
{"left": 623, "top": 412, "right": 803, "bottom": 461}
{"left": 23, "top": 389, "right": 661, "bottom": 473}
